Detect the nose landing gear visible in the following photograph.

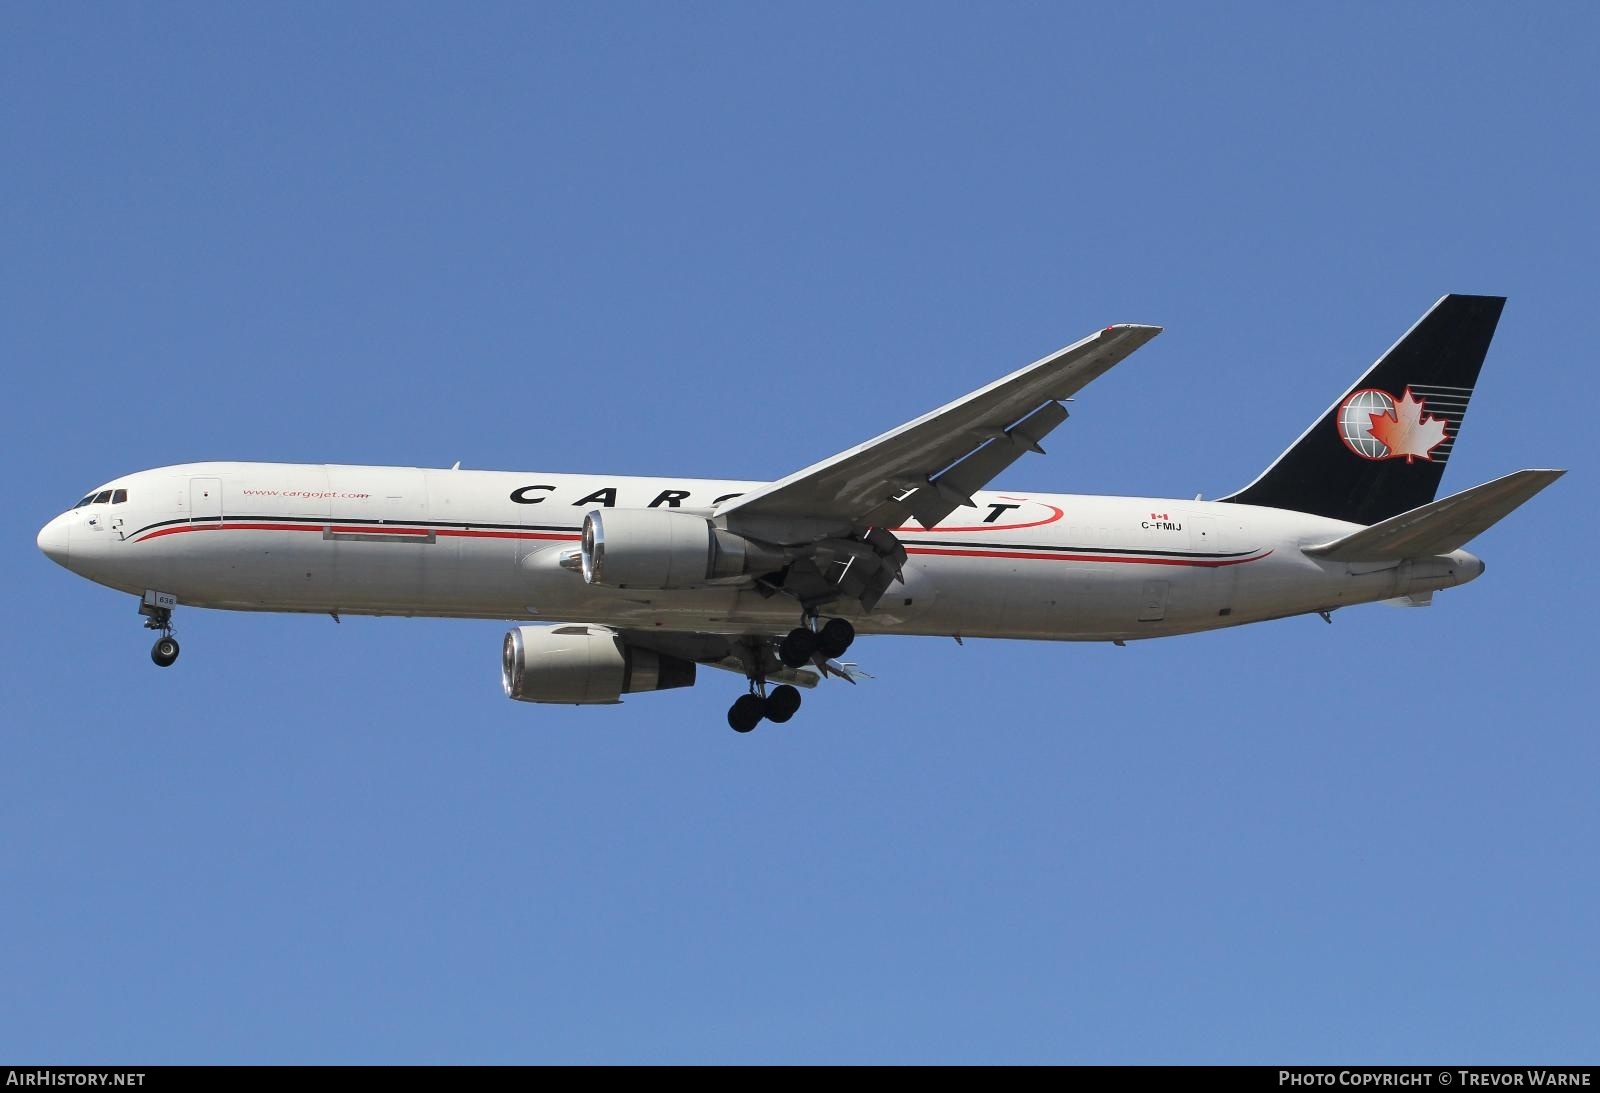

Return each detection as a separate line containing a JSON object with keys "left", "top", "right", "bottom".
{"left": 150, "top": 634, "right": 181, "bottom": 667}
{"left": 139, "top": 590, "right": 180, "bottom": 668}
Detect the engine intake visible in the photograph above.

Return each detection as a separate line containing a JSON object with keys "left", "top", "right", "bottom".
{"left": 580, "top": 508, "right": 783, "bottom": 589}
{"left": 502, "top": 624, "right": 696, "bottom": 705}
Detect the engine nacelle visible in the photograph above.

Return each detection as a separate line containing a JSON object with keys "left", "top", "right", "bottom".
{"left": 579, "top": 508, "right": 784, "bottom": 589}
{"left": 501, "top": 624, "right": 696, "bottom": 705}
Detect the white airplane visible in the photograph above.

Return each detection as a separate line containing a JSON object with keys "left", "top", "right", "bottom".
{"left": 38, "top": 294, "right": 1562, "bottom": 731}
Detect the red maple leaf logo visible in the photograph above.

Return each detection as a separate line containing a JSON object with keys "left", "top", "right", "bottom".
{"left": 1368, "top": 388, "right": 1449, "bottom": 463}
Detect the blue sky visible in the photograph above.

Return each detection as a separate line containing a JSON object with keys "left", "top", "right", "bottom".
{"left": 3, "top": 3, "right": 1595, "bottom": 1063}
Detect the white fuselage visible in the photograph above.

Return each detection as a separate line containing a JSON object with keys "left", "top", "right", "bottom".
{"left": 37, "top": 462, "right": 1484, "bottom": 642}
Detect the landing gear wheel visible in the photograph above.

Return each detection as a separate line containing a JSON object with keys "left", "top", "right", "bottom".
{"left": 728, "top": 693, "right": 765, "bottom": 733}
{"left": 778, "top": 627, "right": 819, "bottom": 668}
{"left": 151, "top": 636, "right": 180, "bottom": 668}
{"left": 764, "top": 684, "right": 802, "bottom": 724}
{"left": 816, "top": 618, "right": 855, "bottom": 659}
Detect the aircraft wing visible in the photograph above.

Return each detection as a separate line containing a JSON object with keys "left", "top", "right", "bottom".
{"left": 618, "top": 627, "right": 869, "bottom": 687}
{"left": 716, "top": 323, "right": 1161, "bottom": 534}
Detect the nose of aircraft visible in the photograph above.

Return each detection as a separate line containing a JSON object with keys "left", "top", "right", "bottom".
{"left": 37, "top": 515, "right": 70, "bottom": 568}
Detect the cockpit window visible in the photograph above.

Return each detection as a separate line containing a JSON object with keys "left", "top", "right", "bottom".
{"left": 72, "top": 488, "right": 126, "bottom": 508}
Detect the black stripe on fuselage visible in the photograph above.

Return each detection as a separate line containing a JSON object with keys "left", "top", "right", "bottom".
{"left": 897, "top": 538, "right": 1256, "bottom": 560}
{"left": 126, "top": 512, "right": 1260, "bottom": 565}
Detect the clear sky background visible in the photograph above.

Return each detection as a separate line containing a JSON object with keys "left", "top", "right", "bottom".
{"left": 3, "top": 3, "right": 1595, "bottom": 1064}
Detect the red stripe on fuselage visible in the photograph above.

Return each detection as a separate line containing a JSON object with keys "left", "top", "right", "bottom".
{"left": 137, "top": 522, "right": 322, "bottom": 542}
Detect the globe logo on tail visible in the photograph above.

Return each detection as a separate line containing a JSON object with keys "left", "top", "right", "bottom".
{"left": 1336, "top": 386, "right": 1450, "bottom": 463}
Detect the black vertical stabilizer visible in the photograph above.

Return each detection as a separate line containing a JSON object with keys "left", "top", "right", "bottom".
{"left": 1217, "top": 294, "right": 1506, "bottom": 526}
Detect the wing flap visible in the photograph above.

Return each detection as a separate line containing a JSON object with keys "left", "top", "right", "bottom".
{"left": 701, "top": 656, "right": 824, "bottom": 688}
{"left": 718, "top": 323, "right": 1161, "bottom": 529}
{"left": 619, "top": 628, "right": 838, "bottom": 688}
{"left": 901, "top": 400, "right": 1070, "bottom": 528}
{"left": 1305, "top": 468, "right": 1565, "bottom": 562}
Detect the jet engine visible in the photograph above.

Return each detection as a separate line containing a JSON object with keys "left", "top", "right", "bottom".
{"left": 501, "top": 624, "right": 696, "bottom": 704}
{"left": 579, "top": 509, "right": 784, "bottom": 589}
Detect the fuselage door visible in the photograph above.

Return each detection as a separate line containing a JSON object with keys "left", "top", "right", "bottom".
{"left": 1138, "top": 579, "right": 1170, "bottom": 622}
{"left": 190, "top": 477, "right": 223, "bottom": 524}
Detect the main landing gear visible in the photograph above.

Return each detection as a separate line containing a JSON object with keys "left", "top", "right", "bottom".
{"left": 727, "top": 616, "right": 856, "bottom": 732}
{"left": 727, "top": 683, "right": 803, "bottom": 733}
{"left": 139, "top": 594, "right": 180, "bottom": 668}
{"left": 777, "top": 617, "right": 855, "bottom": 668}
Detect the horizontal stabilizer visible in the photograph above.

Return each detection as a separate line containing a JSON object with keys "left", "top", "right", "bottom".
{"left": 1305, "top": 469, "right": 1565, "bottom": 562}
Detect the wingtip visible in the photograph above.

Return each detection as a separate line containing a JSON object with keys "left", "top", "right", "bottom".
{"left": 1102, "top": 323, "right": 1163, "bottom": 336}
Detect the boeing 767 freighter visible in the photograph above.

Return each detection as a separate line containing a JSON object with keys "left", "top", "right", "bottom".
{"left": 37, "top": 295, "right": 1562, "bottom": 731}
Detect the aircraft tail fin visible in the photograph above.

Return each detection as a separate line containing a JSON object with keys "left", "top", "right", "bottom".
{"left": 1218, "top": 294, "right": 1506, "bottom": 525}
{"left": 1303, "top": 468, "right": 1564, "bottom": 562}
